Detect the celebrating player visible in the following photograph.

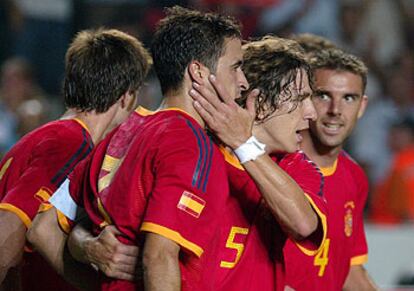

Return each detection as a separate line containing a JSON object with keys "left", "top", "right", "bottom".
{"left": 189, "top": 36, "right": 327, "bottom": 290}
{"left": 31, "top": 6, "right": 255, "bottom": 291}
{"left": 0, "top": 28, "right": 151, "bottom": 289}
{"left": 287, "top": 41, "right": 377, "bottom": 289}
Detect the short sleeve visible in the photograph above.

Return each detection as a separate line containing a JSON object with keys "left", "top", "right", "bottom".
{"left": 279, "top": 151, "right": 327, "bottom": 254}
{"left": 0, "top": 135, "right": 89, "bottom": 228}
{"left": 141, "top": 122, "right": 228, "bottom": 257}
{"left": 350, "top": 169, "right": 369, "bottom": 265}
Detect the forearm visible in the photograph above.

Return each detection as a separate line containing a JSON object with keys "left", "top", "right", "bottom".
{"left": 243, "top": 154, "right": 318, "bottom": 239}
{"left": 343, "top": 265, "right": 378, "bottom": 291}
{"left": 27, "top": 209, "right": 67, "bottom": 274}
{"left": 143, "top": 233, "right": 180, "bottom": 291}
{"left": 0, "top": 211, "right": 26, "bottom": 284}
{"left": 67, "top": 221, "right": 94, "bottom": 264}
{"left": 27, "top": 208, "right": 99, "bottom": 290}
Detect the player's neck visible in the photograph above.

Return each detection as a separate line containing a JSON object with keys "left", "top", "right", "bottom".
{"left": 68, "top": 109, "right": 118, "bottom": 145}
{"left": 301, "top": 130, "right": 341, "bottom": 168}
{"left": 160, "top": 91, "right": 205, "bottom": 128}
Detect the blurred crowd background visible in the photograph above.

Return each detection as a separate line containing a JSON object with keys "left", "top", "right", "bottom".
{"left": 1, "top": 1, "right": 414, "bottom": 285}
{"left": 3, "top": 0, "right": 414, "bottom": 222}
{"left": 2, "top": 0, "right": 414, "bottom": 221}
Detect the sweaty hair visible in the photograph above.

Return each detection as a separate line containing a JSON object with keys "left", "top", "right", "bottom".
{"left": 240, "top": 36, "right": 311, "bottom": 122}
{"left": 151, "top": 6, "right": 241, "bottom": 95}
{"left": 64, "top": 28, "right": 152, "bottom": 113}
{"left": 290, "top": 33, "right": 337, "bottom": 56}
{"left": 311, "top": 48, "right": 368, "bottom": 93}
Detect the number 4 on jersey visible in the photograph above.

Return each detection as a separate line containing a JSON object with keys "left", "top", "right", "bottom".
{"left": 314, "top": 238, "right": 330, "bottom": 276}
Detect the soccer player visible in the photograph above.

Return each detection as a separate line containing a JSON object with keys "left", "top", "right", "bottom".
{"left": 33, "top": 6, "right": 254, "bottom": 291}
{"left": 190, "top": 36, "right": 327, "bottom": 290}
{"left": 287, "top": 47, "right": 378, "bottom": 290}
{"left": 0, "top": 28, "right": 151, "bottom": 289}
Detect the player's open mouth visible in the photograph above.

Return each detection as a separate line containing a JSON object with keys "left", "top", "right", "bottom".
{"left": 322, "top": 122, "right": 343, "bottom": 134}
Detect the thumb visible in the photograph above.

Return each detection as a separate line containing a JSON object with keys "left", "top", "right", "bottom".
{"left": 246, "top": 89, "right": 259, "bottom": 117}
{"left": 104, "top": 225, "right": 122, "bottom": 237}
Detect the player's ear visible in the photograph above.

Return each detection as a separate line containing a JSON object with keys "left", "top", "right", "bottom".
{"left": 357, "top": 95, "right": 368, "bottom": 119}
{"left": 188, "top": 60, "right": 209, "bottom": 85}
{"left": 120, "top": 90, "right": 138, "bottom": 111}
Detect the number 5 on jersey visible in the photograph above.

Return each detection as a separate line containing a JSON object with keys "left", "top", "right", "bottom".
{"left": 220, "top": 226, "right": 249, "bottom": 269}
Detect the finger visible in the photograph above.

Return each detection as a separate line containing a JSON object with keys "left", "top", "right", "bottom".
{"left": 246, "top": 89, "right": 260, "bottom": 117}
{"left": 115, "top": 244, "right": 139, "bottom": 257}
{"left": 112, "top": 259, "right": 137, "bottom": 273}
{"left": 209, "top": 74, "right": 232, "bottom": 104}
{"left": 193, "top": 101, "right": 216, "bottom": 129}
{"left": 112, "top": 253, "right": 138, "bottom": 266}
{"left": 103, "top": 225, "right": 122, "bottom": 236}
{"left": 190, "top": 89, "right": 220, "bottom": 117}
{"left": 106, "top": 270, "right": 135, "bottom": 281}
{"left": 192, "top": 81, "right": 224, "bottom": 110}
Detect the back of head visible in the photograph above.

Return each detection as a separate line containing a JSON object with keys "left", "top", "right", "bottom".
{"left": 311, "top": 48, "right": 368, "bottom": 93}
{"left": 151, "top": 6, "right": 241, "bottom": 95}
{"left": 290, "top": 33, "right": 337, "bottom": 57}
{"left": 241, "top": 35, "right": 310, "bottom": 121}
{"left": 64, "top": 28, "right": 152, "bottom": 113}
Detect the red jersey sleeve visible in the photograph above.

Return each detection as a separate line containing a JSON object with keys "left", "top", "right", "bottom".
{"left": 350, "top": 168, "right": 369, "bottom": 265}
{"left": 279, "top": 151, "right": 328, "bottom": 253}
{"left": 47, "top": 156, "right": 93, "bottom": 233}
{"left": 0, "top": 133, "right": 91, "bottom": 228}
{"left": 141, "top": 122, "right": 228, "bottom": 258}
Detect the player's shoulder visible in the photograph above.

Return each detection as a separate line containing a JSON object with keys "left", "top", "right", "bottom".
{"left": 280, "top": 151, "right": 321, "bottom": 173}
{"left": 279, "top": 151, "right": 324, "bottom": 197}
{"left": 149, "top": 109, "right": 213, "bottom": 145}
{"left": 339, "top": 151, "right": 365, "bottom": 173}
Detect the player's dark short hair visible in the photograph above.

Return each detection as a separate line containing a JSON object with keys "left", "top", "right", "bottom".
{"left": 240, "top": 36, "right": 311, "bottom": 122}
{"left": 311, "top": 48, "right": 368, "bottom": 93}
{"left": 151, "top": 6, "right": 241, "bottom": 95}
{"left": 64, "top": 28, "right": 152, "bottom": 113}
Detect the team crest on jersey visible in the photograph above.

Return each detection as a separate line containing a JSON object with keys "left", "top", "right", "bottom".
{"left": 177, "top": 191, "right": 206, "bottom": 218}
{"left": 344, "top": 201, "right": 355, "bottom": 237}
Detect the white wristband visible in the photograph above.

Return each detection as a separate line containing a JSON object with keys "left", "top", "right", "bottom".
{"left": 234, "top": 136, "right": 266, "bottom": 164}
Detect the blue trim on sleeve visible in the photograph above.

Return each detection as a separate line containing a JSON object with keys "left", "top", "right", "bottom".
{"left": 51, "top": 129, "right": 93, "bottom": 187}
{"left": 185, "top": 120, "right": 204, "bottom": 189}
{"left": 201, "top": 134, "right": 214, "bottom": 192}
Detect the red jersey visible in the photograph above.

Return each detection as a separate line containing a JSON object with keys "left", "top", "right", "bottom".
{"left": 51, "top": 107, "right": 229, "bottom": 291}
{"left": 0, "top": 118, "right": 93, "bottom": 291}
{"left": 213, "top": 151, "right": 326, "bottom": 291}
{"left": 283, "top": 150, "right": 368, "bottom": 290}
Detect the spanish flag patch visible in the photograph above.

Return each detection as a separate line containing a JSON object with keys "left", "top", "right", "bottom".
{"left": 177, "top": 191, "right": 206, "bottom": 218}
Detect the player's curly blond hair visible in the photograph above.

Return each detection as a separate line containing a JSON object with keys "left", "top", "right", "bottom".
{"left": 239, "top": 35, "right": 311, "bottom": 122}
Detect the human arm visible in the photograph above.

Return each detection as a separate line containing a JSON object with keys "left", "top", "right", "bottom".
{"left": 27, "top": 207, "right": 99, "bottom": 290}
{"left": 0, "top": 210, "right": 25, "bottom": 284}
{"left": 190, "top": 76, "right": 318, "bottom": 239}
{"left": 67, "top": 222, "right": 139, "bottom": 281}
{"left": 343, "top": 265, "right": 378, "bottom": 291}
{"left": 142, "top": 233, "right": 181, "bottom": 291}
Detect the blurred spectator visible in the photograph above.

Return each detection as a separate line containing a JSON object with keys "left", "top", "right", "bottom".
{"left": 350, "top": 55, "right": 414, "bottom": 186}
{"left": 0, "top": 1, "right": 22, "bottom": 64}
{"left": 0, "top": 57, "right": 48, "bottom": 158}
{"left": 370, "top": 116, "right": 414, "bottom": 224}
{"left": 258, "top": 0, "right": 340, "bottom": 41}
{"left": 12, "top": 0, "right": 73, "bottom": 96}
